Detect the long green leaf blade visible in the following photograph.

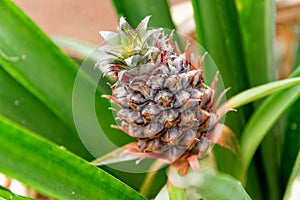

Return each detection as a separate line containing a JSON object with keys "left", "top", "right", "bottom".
{"left": 0, "top": 0, "right": 98, "bottom": 159}
{"left": 240, "top": 68, "right": 300, "bottom": 182}
{"left": 191, "top": 0, "right": 249, "bottom": 98}
{"left": 111, "top": 0, "right": 176, "bottom": 29}
{"left": 281, "top": 26, "right": 300, "bottom": 191}
{"left": 280, "top": 97, "right": 300, "bottom": 192}
{"left": 0, "top": 66, "right": 91, "bottom": 159}
{"left": 220, "top": 77, "right": 300, "bottom": 111}
{"left": 0, "top": 115, "right": 145, "bottom": 200}
{"left": 0, "top": 0, "right": 77, "bottom": 131}
{"left": 235, "top": 1, "right": 277, "bottom": 198}
{"left": 236, "top": 0, "right": 276, "bottom": 86}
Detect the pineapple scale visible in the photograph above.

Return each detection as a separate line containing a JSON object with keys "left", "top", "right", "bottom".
{"left": 111, "top": 55, "right": 217, "bottom": 162}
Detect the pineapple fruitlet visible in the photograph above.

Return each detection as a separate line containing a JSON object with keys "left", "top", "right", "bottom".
{"left": 96, "top": 16, "right": 224, "bottom": 172}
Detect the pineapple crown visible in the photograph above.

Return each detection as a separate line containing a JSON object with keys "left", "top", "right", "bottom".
{"left": 95, "top": 16, "right": 177, "bottom": 78}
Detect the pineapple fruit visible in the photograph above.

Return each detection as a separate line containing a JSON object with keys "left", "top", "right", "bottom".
{"left": 96, "top": 16, "right": 224, "bottom": 172}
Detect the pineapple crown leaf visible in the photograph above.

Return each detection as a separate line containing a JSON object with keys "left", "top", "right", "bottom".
{"left": 118, "top": 16, "right": 151, "bottom": 44}
{"left": 135, "top": 16, "right": 151, "bottom": 37}
{"left": 99, "top": 31, "right": 118, "bottom": 44}
{"left": 117, "top": 17, "right": 138, "bottom": 46}
{"left": 96, "top": 16, "right": 164, "bottom": 71}
{"left": 118, "top": 16, "right": 133, "bottom": 35}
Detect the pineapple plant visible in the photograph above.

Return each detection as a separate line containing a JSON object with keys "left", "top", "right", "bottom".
{"left": 95, "top": 16, "right": 227, "bottom": 173}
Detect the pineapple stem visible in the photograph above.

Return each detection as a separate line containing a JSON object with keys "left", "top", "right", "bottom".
{"left": 139, "top": 159, "right": 168, "bottom": 197}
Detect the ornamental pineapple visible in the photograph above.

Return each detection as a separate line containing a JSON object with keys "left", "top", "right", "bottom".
{"left": 96, "top": 16, "right": 222, "bottom": 170}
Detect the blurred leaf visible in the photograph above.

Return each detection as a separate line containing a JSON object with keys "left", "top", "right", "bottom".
{"left": 258, "top": 126, "right": 282, "bottom": 200}
{"left": 0, "top": 0, "right": 123, "bottom": 161}
{"left": 53, "top": 36, "right": 112, "bottom": 94}
{"left": 216, "top": 76, "right": 300, "bottom": 182}
{"left": 191, "top": 0, "right": 249, "bottom": 98}
{"left": 240, "top": 67, "right": 300, "bottom": 182}
{"left": 281, "top": 99, "right": 300, "bottom": 191}
{"left": 283, "top": 150, "right": 300, "bottom": 200}
{"left": 193, "top": 172, "right": 251, "bottom": 200}
{"left": 235, "top": 1, "right": 277, "bottom": 198}
{"left": 243, "top": 163, "right": 264, "bottom": 200}
{"left": 235, "top": 0, "right": 276, "bottom": 86}
{"left": 168, "top": 167, "right": 251, "bottom": 200}
{"left": 0, "top": 0, "right": 97, "bottom": 159}
{"left": 220, "top": 77, "right": 300, "bottom": 111}
{"left": 0, "top": 0, "right": 77, "bottom": 129}
{"left": 111, "top": 0, "right": 176, "bottom": 29}
{"left": 0, "top": 186, "right": 33, "bottom": 200}
{"left": 0, "top": 65, "right": 91, "bottom": 159}
{"left": 0, "top": 115, "right": 145, "bottom": 200}
{"left": 220, "top": 75, "right": 300, "bottom": 195}
{"left": 281, "top": 25, "right": 300, "bottom": 191}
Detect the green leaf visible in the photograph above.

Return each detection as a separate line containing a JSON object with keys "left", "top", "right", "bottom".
{"left": 235, "top": 1, "right": 277, "bottom": 197}
{"left": 0, "top": 186, "right": 33, "bottom": 200}
{"left": 168, "top": 168, "right": 251, "bottom": 200}
{"left": 194, "top": 172, "right": 251, "bottom": 200}
{"left": 216, "top": 76, "right": 300, "bottom": 183}
{"left": 240, "top": 67, "right": 300, "bottom": 182}
{"left": 281, "top": 25, "right": 300, "bottom": 191}
{"left": 220, "top": 77, "right": 300, "bottom": 111}
{"left": 281, "top": 99, "right": 300, "bottom": 191}
{"left": 52, "top": 36, "right": 113, "bottom": 95}
{"left": 0, "top": 115, "right": 145, "bottom": 200}
{"left": 0, "top": 65, "right": 91, "bottom": 159}
{"left": 0, "top": 0, "right": 77, "bottom": 129}
{"left": 236, "top": 0, "right": 276, "bottom": 86}
{"left": 191, "top": 0, "right": 250, "bottom": 179}
{"left": 0, "top": 1, "right": 144, "bottom": 188}
{"left": 191, "top": 0, "right": 249, "bottom": 98}
{"left": 0, "top": 0, "right": 116, "bottom": 162}
{"left": 0, "top": 0, "right": 96, "bottom": 159}
{"left": 283, "top": 150, "right": 300, "bottom": 200}
{"left": 111, "top": 0, "right": 176, "bottom": 29}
